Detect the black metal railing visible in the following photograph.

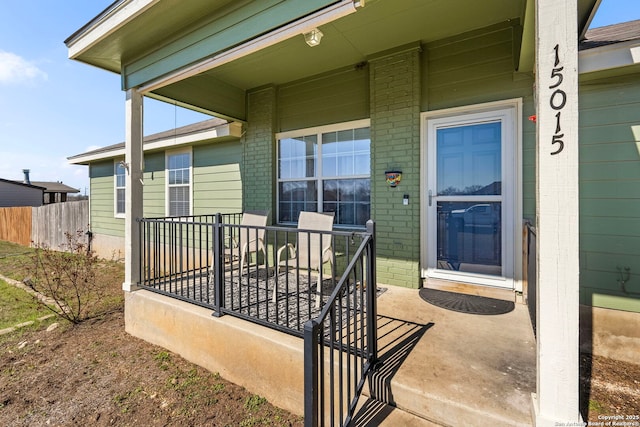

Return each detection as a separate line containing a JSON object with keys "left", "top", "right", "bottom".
{"left": 304, "top": 220, "right": 377, "bottom": 427}
{"left": 138, "top": 213, "right": 374, "bottom": 337}
{"left": 138, "top": 213, "right": 240, "bottom": 309}
{"left": 525, "top": 222, "right": 537, "bottom": 336}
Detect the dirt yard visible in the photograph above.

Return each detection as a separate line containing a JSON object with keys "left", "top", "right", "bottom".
{"left": 0, "top": 243, "right": 302, "bottom": 427}
{"left": 0, "top": 309, "right": 303, "bottom": 427}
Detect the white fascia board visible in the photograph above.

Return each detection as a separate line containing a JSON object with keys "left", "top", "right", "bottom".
{"left": 67, "top": 0, "right": 158, "bottom": 60}
{"left": 579, "top": 40, "right": 640, "bottom": 74}
{"left": 68, "top": 122, "right": 242, "bottom": 165}
{"left": 143, "top": 122, "right": 241, "bottom": 151}
{"left": 139, "top": 0, "right": 359, "bottom": 93}
{"left": 69, "top": 148, "right": 126, "bottom": 165}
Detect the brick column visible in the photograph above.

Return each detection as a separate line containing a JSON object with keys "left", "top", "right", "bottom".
{"left": 243, "top": 86, "right": 277, "bottom": 215}
{"left": 369, "top": 45, "right": 422, "bottom": 288}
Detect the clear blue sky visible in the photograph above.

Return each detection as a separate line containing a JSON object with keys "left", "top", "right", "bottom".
{"left": 0, "top": 0, "right": 638, "bottom": 194}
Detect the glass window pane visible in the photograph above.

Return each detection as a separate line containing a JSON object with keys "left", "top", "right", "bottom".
{"left": 436, "top": 122, "right": 501, "bottom": 195}
{"left": 354, "top": 154, "right": 369, "bottom": 175}
{"left": 116, "top": 189, "right": 125, "bottom": 214}
{"left": 436, "top": 201, "right": 501, "bottom": 275}
{"left": 278, "top": 125, "right": 370, "bottom": 226}
{"left": 353, "top": 127, "right": 370, "bottom": 141}
{"left": 278, "top": 181, "right": 317, "bottom": 223}
{"left": 169, "top": 186, "right": 190, "bottom": 216}
{"left": 115, "top": 163, "right": 126, "bottom": 188}
{"left": 322, "top": 129, "right": 370, "bottom": 178}
{"left": 166, "top": 152, "right": 191, "bottom": 216}
{"left": 279, "top": 136, "right": 317, "bottom": 178}
{"left": 323, "top": 178, "right": 369, "bottom": 226}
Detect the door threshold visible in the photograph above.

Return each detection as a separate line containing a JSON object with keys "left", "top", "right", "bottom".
{"left": 423, "top": 278, "right": 517, "bottom": 303}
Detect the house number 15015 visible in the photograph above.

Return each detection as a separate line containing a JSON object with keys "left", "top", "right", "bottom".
{"left": 549, "top": 44, "right": 566, "bottom": 155}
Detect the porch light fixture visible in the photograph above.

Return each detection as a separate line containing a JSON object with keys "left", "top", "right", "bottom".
{"left": 304, "top": 28, "right": 324, "bottom": 47}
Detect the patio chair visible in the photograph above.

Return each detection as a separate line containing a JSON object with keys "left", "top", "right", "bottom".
{"left": 274, "top": 211, "right": 335, "bottom": 307}
{"left": 235, "top": 211, "right": 269, "bottom": 276}
{"left": 208, "top": 211, "right": 269, "bottom": 283}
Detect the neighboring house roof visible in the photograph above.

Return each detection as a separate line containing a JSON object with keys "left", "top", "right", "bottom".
{"left": 68, "top": 117, "right": 242, "bottom": 165}
{"left": 578, "top": 19, "right": 640, "bottom": 75}
{"left": 29, "top": 181, "right": 80, "bottom": 194}
{"left": 580, "top": 19, "right": 640, "bottom": 50}
{"left": 0, "top": 177, "right": 45, "bottom": 190}
{"left": 3, "top": 178, "right": 79, "bottom": 194}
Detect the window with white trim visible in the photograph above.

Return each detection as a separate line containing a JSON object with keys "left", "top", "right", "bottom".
{"left": 167, "top": 151, "right": 192, "bottom": 216}
{"left": 114, "top": 161, "right": 126, "bottom": 217}
{"left": 277, "top": 120, "right": 370, "bottom": 227}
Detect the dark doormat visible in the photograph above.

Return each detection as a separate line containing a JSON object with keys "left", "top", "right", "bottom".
{"left": 419, "top": 288, "right": 515, "bottom": 315}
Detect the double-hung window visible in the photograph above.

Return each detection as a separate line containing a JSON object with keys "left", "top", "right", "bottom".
{"left": 114, "top": 160, "right": 126, "bottom": 217}
{"left": 167, "top": 150, "right": 192, "bottom": 217}
{"left": 277, "top": 119, "right": 370, "bottom": 227}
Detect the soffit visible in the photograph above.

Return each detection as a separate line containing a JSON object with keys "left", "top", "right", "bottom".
{"left": 178, "top": 0, "right": 527, "bottom": 90}
{"left": 69, "top": 0, "right": 598, "bottom": 118}
{"left": 67, "top": 0, "right": 239, "bottom": 73}
{"left": 149, "top": 0, "right": 527, "bottom": 118}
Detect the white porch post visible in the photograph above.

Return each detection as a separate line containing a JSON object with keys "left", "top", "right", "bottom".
{"left": 123, "top": 88, "right": 144, "bottom": 292}
{"left": 533, "top": 0, "right": 581, "bottom": 425}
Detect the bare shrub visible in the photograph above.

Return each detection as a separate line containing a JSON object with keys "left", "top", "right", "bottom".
{"left": 25, "top": 230, "right": 107, "bottom": 324}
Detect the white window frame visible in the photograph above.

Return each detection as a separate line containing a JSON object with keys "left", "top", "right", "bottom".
{"left": 165, "top": 148, "right": 193, "bottom": 217}
{"left": 276, "top": 118, "right": 371, "bottom": 228}
{"left": 114, "top": 159, "right": 126, "bottom": 218}
{"left": 420, "top": 98, "right": 523, "bottom": 291}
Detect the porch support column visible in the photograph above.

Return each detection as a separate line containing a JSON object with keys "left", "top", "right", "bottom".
{"left": 533, "top": 0, "right": 581, "bottom": 426}
{"left": 123, "top": 88, "right": 144, "bottom": 292}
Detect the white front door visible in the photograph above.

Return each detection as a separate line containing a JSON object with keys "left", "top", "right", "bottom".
{"left": 423, "top": 103, "right": 519, "bottom": 289}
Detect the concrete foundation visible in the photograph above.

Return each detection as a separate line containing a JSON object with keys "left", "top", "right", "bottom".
{"left": 91, "top": 233, "right": 124, "bottom": 261}
{"left": 580, "top": 304, "right": 640, "bottom": 365}
{"left": 124, "top": 290, "right": 305, "bottom": 416}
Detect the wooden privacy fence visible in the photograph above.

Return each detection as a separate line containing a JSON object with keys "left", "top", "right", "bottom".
{"left": 0, "top": 200, "right": 89, "bottom": 249}
{"left": 0, "top": 206, "right": 32, "bottom": 246}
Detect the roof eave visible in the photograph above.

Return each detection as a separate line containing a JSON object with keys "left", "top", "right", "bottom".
{"left": 68, "top": 121, "right": 242, "bottom": 165}
{"left": 579, "top": 39, "right": 640, "bottom": 74}
{"left": 65, "top": 0, "right": 157, "bottom": 68}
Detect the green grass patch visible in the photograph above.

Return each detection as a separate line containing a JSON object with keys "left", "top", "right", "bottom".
{"left": 0, "top": 279, "right": 47, "bottom": 330}
{"left": 0, "top": 241, "right": 33, "bottom": 282}
{"left": 589, "top": 399, "right": 604, "bottom": 413}
{"left": 245, "top": 395, "right": 267, "bottom": 412}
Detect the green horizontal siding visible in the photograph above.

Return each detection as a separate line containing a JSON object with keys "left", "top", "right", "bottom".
{"left": 88, "top": 141, "right": 242, "bottom": 232}
{"left": 579, "top": 79, "right": 640, "bottom": 312}
{"left": 278, "top": 66, "right": 370, "bottom": 131}
{"left": 424, "top": 22, "right": 533, "bottom": 111}
{"left": 581, "top": 216, "right": 640, "bottom": 237}
{"left": 142, "top": 151, "right": 166, "bottom": 218}
{"left": 522, "top": 96, "right": 536, "bottom": 221}
{"left": 89, "top": 162, "right": 124, "bottom": 238}
{"left": 193, "top": 141, "right": 243, "bottom": 214}
{"left": 143, "top": 169, "right": 166, "bottom": 218}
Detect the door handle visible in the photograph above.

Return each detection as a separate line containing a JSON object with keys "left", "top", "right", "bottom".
{"left": 428, "top": 190, "right": 433, "bottom": 206}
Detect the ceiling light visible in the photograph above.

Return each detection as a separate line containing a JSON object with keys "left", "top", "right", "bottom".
{"left": 304, "top": 28, "right": 324, "bottom": 47}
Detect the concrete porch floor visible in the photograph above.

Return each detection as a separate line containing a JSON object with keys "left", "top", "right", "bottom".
{"left": 353, "top": 285, "right": 536, "bottom": 427}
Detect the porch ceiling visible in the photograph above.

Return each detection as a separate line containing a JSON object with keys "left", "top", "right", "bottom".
{"left": 67, "top": 0, "right": 598, "bottom": 120}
